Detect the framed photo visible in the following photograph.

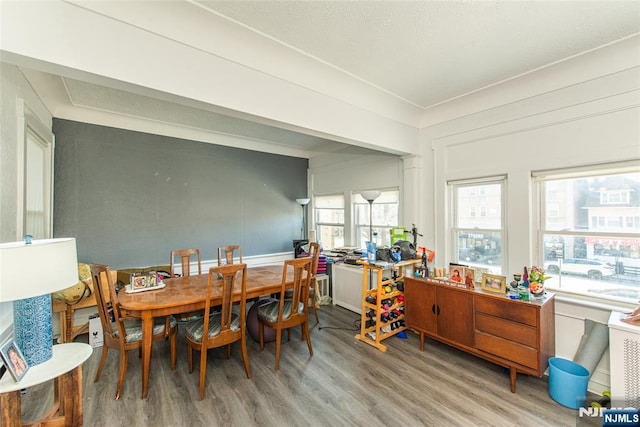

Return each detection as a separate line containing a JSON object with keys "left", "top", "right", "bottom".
{"left": 449, "top": 265, "right": 464, "bottom": 284}
{"left": 481, "top": 273, "right": 507, "bottom": 294}
{"left": 464, "top": 267, "right": 476, "bottom": 289}
{"left": 131, "top": 274, "right": 147, "bottom": 290}
{"left": 147, "top": 272, "right": 157, "bottom": 288}
{"left": 0, "top": 340, "right": 29, "bottom": 382}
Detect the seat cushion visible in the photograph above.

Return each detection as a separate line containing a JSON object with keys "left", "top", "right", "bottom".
{"left": 257, "top": 299, "right": 305, "bottom": 323}
{"left": 52, "top": 263, "right": 94, "bottom": 304}
{"left": 115, "top": 316, "right": 177, "bottom": 343}
{"left": 184, "top": 312, "right": 240, "bottom": 343}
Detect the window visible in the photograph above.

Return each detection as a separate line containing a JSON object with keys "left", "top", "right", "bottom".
{"left": 535, "top": 164, "right": 640, "bottom": 304}
{"left": 18, "top": 101, "right": 54, "bottom": 239}
{"left": 354, "top": 190, "right": 399, "bottom": 248}
{"left": 314, "top": 195, "right": 345, "bottom": 249}
{"left": 450, "top": 177, "right": 505, "bottom": 274}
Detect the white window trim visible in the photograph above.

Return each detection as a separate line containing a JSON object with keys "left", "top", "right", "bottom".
{"left": 16, "top": 99, "right": 54, "bottom": 239}
{"left": 448, "top": 175, "right": 507, "bottom": 272}
{"left": 532, "top": 162, "right": 640, "bottom": 305}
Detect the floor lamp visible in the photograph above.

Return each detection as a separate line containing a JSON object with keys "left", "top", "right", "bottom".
{"left": 0, "top": 237, "right": 78, "bottom": 366}
{"left": 361, "top": 190, "right": 381, "bottom": 245}
{"left": 296, "top": 198, "right": 310, "bottom": 240}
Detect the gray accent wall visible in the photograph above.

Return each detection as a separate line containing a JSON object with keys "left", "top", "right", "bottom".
{"left": 53, "top": 119, "right": 308, "bottom": 269}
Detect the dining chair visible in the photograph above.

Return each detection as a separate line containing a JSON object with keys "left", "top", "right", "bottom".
{"left": 170, "top": 248, "right": 203, "bottom": 321}
{"left": 288, "top": 242, "right": 321, "bottom": 324}
{"left": 184, "top": 263, "right": 251, "bottom": 399}
{"left": 257, "top": 257, "right": 313, "bottom": 370}
{"left": 306, "top": 242, "right": 321, "bottom": 324}
{"left": 170, "top": 248, "right": 202, "bottom": 277}
{"left": 217, "top": 245, "right": 242, "bottom": 266}
{"left": 90, "top": 263, "right": 177, "bottom": 400}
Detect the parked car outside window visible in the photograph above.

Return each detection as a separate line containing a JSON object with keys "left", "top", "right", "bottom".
{"left": 545, "top": 258, "right": 615, "bottom": 280}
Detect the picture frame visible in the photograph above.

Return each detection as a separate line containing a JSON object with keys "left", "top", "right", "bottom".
{"left": 481, "top": 273, "right": 507, "bottom": 294}
{"left": 0, "top": 339, "right": 29, "bottom": 382}
{"left": 464, "top": 267, "right": 476, "bottom": 289}
{"left": 131, "top": 274, "right": 147, "bottom": 290}
{"left": 448, "top": 265, "right": 464, "bottom": 284}
{"left": 146, "top": 271, "right": 158, "bottom": 288}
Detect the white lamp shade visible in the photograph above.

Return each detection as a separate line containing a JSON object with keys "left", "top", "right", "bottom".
{"left": 296, "top": 198, "right": 310, "bottom": 205}
{"left": 0, "top": 238, "right": 78, "bottom": 302}
{"left": 361, "top": 190, "right": 382, "bottom": 202}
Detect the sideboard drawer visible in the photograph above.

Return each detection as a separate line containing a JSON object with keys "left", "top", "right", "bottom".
{"left": 475, "top": 312, "right": 537, "bottom": 348}
{"left": 475, "top": 297, "right": 537, "bottom": 327}
{"left": 476, "top": 332, "right": 538, "bottom": 369}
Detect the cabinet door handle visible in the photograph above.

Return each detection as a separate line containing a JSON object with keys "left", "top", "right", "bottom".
{"left": 437, "top": 305, "right": 441, "bottom": 316}
{"left": 431, "top": 304, "right": 436, "bottom": 315}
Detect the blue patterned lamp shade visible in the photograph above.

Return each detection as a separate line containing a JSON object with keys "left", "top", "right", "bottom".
{"left": 0, "top": 238, "right": 78, "bottom": 366}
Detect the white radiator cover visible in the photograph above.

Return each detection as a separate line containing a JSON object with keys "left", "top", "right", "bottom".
{"left": 608, "top": 311, "right": 640, "bottom": 408}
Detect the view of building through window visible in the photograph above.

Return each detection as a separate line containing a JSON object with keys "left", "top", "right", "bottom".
{"left": 314, "top": 194, "right": 345, "bottom": 250}
{"left": 538, "top": 168, "right": 640, "bottom": 303}
{"left": 354, "top": 190, "right": 399, "bottom": 248}
{"left": 451, "top": 179, "right": 505, "bottom": 275}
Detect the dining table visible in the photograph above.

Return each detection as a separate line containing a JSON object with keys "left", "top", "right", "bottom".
{"left": 117, "top": 264, "right": 290, "bottom": 399}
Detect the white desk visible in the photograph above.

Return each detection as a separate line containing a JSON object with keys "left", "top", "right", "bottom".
{"left": 0, "top": 342, "right": 92, "bottom": 427}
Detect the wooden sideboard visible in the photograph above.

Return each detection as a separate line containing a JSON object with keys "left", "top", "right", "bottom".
{"left": 405, "top": 277, "right": 555, "bottom": 392}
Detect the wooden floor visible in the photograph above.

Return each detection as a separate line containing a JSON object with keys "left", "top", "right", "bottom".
{"left": 22, "top": 304, "right": 596, "bottom": 426}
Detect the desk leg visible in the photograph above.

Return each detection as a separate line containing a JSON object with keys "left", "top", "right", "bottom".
{"left": 1, "top": 390, "right": 21, "bottom": 427}
{"left": 141, "top": 313, "right": 153, "bottom": 399}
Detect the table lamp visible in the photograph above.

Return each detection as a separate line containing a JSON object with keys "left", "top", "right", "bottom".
{"left": 0, "top": 237, "right": 78, "bottom": 366}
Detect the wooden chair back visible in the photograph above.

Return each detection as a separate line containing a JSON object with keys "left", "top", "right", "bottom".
{"left": 307, "top": 242, "right": 321, "bottom": 322}
{"left": 170, "top": 248, "right": 202, "bottom": 277}
{"left": 202, "top": 263, "right": 248, "bottom": 346}
{"left": 185, "top": 263, "right": 251, "bottom": 399}
{"left": 217, "top": 245, "right": 242, "bottom": 266}
{"left": 90, "top": 263, "right": 177, "bottom": 399}
{"left": 90, "top": 264, "right": 124, "bottom": 346}
{"left": 258, "top": 256, "right": 314, "bottom": 370}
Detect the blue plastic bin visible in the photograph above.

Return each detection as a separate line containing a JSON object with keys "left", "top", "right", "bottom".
{"left": 548, "top": 357, "right": 589, "bottom": 409}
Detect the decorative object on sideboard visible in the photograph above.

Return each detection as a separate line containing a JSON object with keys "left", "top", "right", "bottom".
{"left": 0, "top": 237, "right": 78, "bottom": 366}
{"left": 528, "top": 266, "right": 550, "bottom": 299}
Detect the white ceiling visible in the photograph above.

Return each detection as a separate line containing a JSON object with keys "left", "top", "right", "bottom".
{"left": 197, "top": 0, "right": 640, "bottom": 109}
{"left": 18, "top": 0, "right": 640, "bottom": 157}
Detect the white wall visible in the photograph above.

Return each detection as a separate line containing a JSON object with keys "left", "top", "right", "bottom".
{"left": 0, "top": 63, "right": 53, "bottom": 340}
{"left": 309, "top": 150, "right": 404, "bottom": 247}
{"left": 0, "top": 0, "right": 419, "bottom": 155}
{"left": 416, "top": 36, "right": 640, "bottom": 394}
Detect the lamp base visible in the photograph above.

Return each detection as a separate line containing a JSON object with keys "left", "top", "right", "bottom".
{"left": 13, "top": 294, "right": 53, "bottom": 366}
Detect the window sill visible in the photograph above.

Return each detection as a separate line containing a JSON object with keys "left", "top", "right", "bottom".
{"left": 546, "top": 285, "right": 637, "bottom": 313}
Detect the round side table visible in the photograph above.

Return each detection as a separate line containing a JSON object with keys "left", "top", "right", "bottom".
{"left": 0, "top": 342, "right": 92, "bottom": 427}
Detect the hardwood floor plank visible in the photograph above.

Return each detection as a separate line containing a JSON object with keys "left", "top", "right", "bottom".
{"left": 19, "top": 304, "right": 597, "bottom": 426}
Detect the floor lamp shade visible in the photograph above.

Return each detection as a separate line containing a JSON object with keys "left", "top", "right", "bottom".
{"left": 0, "top": 238, "right": 78, "bottom": 365}
{"left": 296, "top": 198, "right": 310, "bottom": 240}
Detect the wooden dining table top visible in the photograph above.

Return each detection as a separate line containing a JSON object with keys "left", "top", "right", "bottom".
{"left": 117, "top": 264, "right": 290, "bottom": 312}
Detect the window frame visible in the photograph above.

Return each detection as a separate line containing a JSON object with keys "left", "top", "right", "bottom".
{"left": 16, "top": 100, "right": 54, "bottom": 240}
{"left": 449, "top": 176, "right": 507, "bottom": 275}
{"left": 532, "top": 161, "right": 640, "bottom": 304}
{"left": 314, "top": 194, "right": 345, "bottom": 250}
{"left": 353, "top": 189, "right": 399, "bottom": 248}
